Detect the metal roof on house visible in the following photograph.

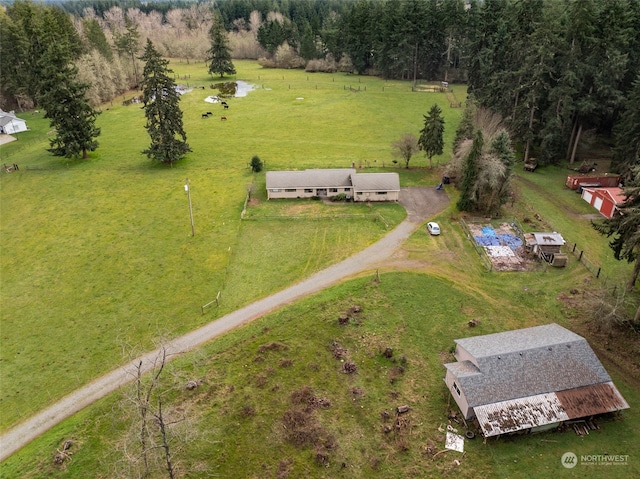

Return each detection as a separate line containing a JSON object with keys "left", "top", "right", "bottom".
{"left": 475, "top": 382, "right": 629, "bottom": 437}
{"left": 351, "top": 172, "right": 400, "bottom": 192}
{"left": 445, "top": 324, "right": 614, "bottom": 407}
{"left": 266, "top": 169, "right": 355, "bottom": 189}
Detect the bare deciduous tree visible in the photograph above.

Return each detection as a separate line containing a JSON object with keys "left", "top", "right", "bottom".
{"left": 391, "top": 133, "right": 420, "bottom": 169}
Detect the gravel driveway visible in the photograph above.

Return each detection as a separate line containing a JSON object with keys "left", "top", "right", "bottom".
{"left": 0, "top": 187, "right": 449, "bottom": 461}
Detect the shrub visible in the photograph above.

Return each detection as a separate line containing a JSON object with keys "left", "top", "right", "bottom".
{"left": 250, "top": 155, "right": 263, "bottom": 172}
{"left": 305, "top": 55, "right": 337, "bottom": 73}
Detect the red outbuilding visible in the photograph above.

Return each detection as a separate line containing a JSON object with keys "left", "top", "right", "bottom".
{"left": 566, "top": 174, "right": 621, "bottom": 190}
{"left": 581, "top": 187, "right": 626, "bottom": 219}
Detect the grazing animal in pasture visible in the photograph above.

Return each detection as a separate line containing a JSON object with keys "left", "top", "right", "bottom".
{"left": 223, "top": 104, "right": 229, "bottom": 110}
{"left": 202, "top": 113, "right": 209, "bottom": 118}
{"left": 206, "top": 112, "right": 212, "bottom": 115}
{"left": 221, "top": 116, "right": 227, "bottom": 121}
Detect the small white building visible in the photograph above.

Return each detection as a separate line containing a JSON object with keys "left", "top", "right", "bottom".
{"left": 0, "top": 109, "right": 28, "bottom": 135}
{"left": 266, "top": 168, "right": 400, "bottom": 202}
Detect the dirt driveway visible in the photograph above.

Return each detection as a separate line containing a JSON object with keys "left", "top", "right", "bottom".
{"left": 0, "top": 187, "right": 449, "bottom": 461}
{"left": 399, "top": 186, "right": 450, "bottom": 222}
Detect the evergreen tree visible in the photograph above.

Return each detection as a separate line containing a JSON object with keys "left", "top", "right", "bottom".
{"left": 299, "top": 23, "right": 317, "bottom": 61}
{"left": 478, "top": 129, "right": 515, "bottom": 214}
{"left": 83, "top": 17, "right": 113, "bottom": 61}
{"left": 250, "top": 155, "right": 263, "bottom": 173}
{"left": 592, "top": 166, "right": 640, "bottom": 291}
{"left": 207, "top": 13, "right": 236, "bottom": 78}
{"left": 343, "top": 0, "right": 376, "bottom": 74}
{"left": 0, "top": 1, "right": 82, "bottom": 110}
{"left": 457, "top": 129, "right": 483, "bottom": 212}
{"left": 454, "top": 96, "right": 477, "bottom": 147}
{"left": 39, "top": 43, "right": 100, "bottom": 159}
{"left": 612, "top": 75, "right": 640, "bottom": 180}
{"left": 114, "top": 18, "right": 141, "bottom": 87}
{"left": 139, "top": 39, "right": 191, "bottom": 165}
{"left": 418, "top": 104, "right": 445, "bottom": 168}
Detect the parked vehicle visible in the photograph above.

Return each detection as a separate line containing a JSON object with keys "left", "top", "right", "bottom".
{"left": 523, "top": 157, "right": 538, "bottom": 172}
{"left": 427, "top": 222, "right": 441, "bottom": 235}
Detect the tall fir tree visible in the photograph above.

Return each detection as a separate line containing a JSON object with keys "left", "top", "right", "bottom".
{"left": 114, "top": 18, "right": 141, "bottom": 87}
{"left": 592, "top": 166, "right": 640, "bottom": 291}
{"left": 612, "top": 75, "right": 640, "bottom": 180}
{"left": 207, "top": 13, "right": 236, "bottom": 77}
{"left": 418, "top": 104, "right": 445, "bottom": 168}
{"left": 140, "top": 39, "right": 191, "bottom": 165}
{"left": 39, "top": 43, "right": 100, "bottom": 159}
{"left": 457, "top": 129, "right": 483, "bottom": 212}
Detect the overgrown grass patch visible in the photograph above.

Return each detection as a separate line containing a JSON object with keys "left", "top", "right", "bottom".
{"left": 3, "top": 272, "right": 637, "bottom": 478}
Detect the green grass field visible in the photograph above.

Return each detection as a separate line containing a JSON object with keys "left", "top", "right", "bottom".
{"left": 1, "top": 60, "right": 637, "bottom": 477}
{"left": 0, "top": 60, "right": 454, "bottom": 432}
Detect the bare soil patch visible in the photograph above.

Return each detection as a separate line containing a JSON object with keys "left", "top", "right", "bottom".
{"left": 466, "top": 222, "right": 532, "bottom": 271}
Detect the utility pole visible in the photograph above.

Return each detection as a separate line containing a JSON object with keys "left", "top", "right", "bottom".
{"left": 185, "top": 178, "right": 194, "bottom": 236}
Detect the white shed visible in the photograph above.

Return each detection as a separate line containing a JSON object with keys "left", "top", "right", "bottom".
{"left": 0, "top": 109, "right": 28, "bottom": 135}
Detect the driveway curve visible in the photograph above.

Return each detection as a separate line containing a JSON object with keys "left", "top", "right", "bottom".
{"left": 0, "top": 187, "right": 449, "bottom": 461}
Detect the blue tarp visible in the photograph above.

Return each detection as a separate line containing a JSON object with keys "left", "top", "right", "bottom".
{"left": 481, "top": 226, "right": 497, "bottom": 236}
{"left": 475, "top": 236, "right": 501, "bottom": 246}
{"left": 498, "top": 234, "right": 523, "bottom": 249}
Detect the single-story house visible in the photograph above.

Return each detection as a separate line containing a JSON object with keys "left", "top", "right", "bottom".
{"left": 0, "top": 109, "right": 28, "bottom": 135}
{"left": 444, "top": 324, "right": 629, "bottom": 437}
{"left": 265, "top": 168, "right": 400, "bottom": 202}
{"left": 581, "top": 187, "right": 626, "bottom": 219}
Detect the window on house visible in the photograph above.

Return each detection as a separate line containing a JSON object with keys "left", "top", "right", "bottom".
{"left": 344, "top": 188, "right": 351, "bottom": 192}
{"left": 377, "top": 191, "right": 387, "bottom": 195}
{"left": 453, "top": 382, "right": 461, "bottom": 396}
{"left": 271, "top": 189, "right": 280, "bottom": 192}
{"left": 285, "top": 189, "right": 296, "bottom": 192}
{"left": 357, "top": 192, "right": 363, "bottom": 195}
{"left": 329, "top": 188, "right": 338, "bottom": 193}
{"left": 304, "top": 189, "right": 313, "bottom": 193}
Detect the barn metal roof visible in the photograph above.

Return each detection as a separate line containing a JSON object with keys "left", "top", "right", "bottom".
{"left": 474, "top": 382, "right": 629, "bottom": 437}
{"left": 454, "top": 324, "right": 580, "bottom": 359}
{"left": 474, "top": 392, "right": 568, "bottom": 437}
{"left": 449, "top": 324, "right": 612, "bottom": 407}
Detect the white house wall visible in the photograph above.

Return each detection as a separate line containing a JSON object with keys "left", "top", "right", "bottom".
{"left": 267, "top": 187, "right": 352, "bottom": 200}
{"left": 444, "top": 370, "right": 473, "bottom": 419}
{"left": 353, "top": 190, "right": 399, "bottom": 202}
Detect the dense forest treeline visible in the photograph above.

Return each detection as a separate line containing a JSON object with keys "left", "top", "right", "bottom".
{"left": 1, "top": 0, "right": 638, "bottom": 175}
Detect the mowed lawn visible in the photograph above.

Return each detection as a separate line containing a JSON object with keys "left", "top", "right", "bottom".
{"left": 0, "top": 60, "right": 457, "bottom": 431}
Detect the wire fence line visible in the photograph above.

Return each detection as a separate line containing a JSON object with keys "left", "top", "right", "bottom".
{"left": 566, "top": 242, "right": 624, "bottom": 293}
{"left": 458, "top": 217, "right": 493, "bottom": 272}
{"left": 242, "top": 213, "right": 384, "bottom": 221}
{"left": 1, "top": 137, "right": 49, "bottom": 160}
